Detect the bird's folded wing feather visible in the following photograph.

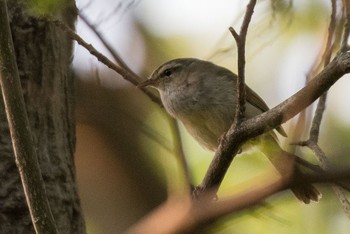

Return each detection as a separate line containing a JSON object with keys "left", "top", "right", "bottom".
{"left": 245, "top": 85, "right": 287, "bottom": 137}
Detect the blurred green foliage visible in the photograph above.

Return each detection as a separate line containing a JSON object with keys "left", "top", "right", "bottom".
{"left": 28, "top": 0, "right": 71, "bottom": 16}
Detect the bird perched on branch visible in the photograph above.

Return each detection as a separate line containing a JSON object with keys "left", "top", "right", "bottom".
{"left": 139, "top": 58, "right": 321, "bottom": 204}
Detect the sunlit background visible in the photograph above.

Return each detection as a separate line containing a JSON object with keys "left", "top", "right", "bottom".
{"left": 72, "top": 0, "right": 350, "bottom": 233}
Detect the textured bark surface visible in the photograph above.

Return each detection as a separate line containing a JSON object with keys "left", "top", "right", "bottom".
{"left": 0, "top": 1, "right": 85, "bottom": 233}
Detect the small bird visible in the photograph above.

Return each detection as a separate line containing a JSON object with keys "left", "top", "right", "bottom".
{"left": 139, "top": 58, "right": 321, "bottom": 203}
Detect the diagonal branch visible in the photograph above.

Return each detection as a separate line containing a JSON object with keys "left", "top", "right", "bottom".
{"left": 127, "top": 169, "right": 350, "bottom": 234}
{"left": 53, "top": 19, "right": 162, "bottom": 106}
{"left": 78, "top": 12, "right": 139, "bottom": 79}
{"left": 199, "top": 50, "right": 350, "bottom": 194}
{"left": 198, "top": 0, "right": 350, "bottom": 197}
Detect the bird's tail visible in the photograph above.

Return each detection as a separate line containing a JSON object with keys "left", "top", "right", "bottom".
{"left": 290, "top": 171, "right": 321, "bottom": 204}
{"left": 258, "top": 134, "right": 321, "bottom": 204}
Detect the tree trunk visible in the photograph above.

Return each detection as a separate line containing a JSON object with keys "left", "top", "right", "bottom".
{"left": 0, "top": 1, "right": 85, "bottom": 233}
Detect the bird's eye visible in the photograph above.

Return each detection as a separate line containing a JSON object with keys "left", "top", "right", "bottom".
{"left": 163, "top": 69, "right": 172, "bottom": 77}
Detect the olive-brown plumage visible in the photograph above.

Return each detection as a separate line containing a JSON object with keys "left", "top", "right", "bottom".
{"left": 139, "top": 58, "right": 320, "bottom": 203}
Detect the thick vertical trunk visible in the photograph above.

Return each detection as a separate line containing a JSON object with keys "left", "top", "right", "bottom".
{"left": 0, "top": 1, "right": 85, "bottom": 233}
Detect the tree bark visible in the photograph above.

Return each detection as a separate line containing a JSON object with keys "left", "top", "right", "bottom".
{"left": 0, "top": 1, "right": 85, "bottom": 233}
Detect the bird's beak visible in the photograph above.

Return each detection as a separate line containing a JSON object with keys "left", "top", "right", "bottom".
{"left": 137, "top": 78, "right": 157, "bottom": 88}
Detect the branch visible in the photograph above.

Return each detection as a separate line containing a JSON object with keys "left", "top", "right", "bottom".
{"left": 229, "top": 0, "right": 257, "bottom": 125}
{"left": 0, "top": 1, "right": 57, "bottom": 233}
{"left": 199, "top": 50, "right": 350, "bottom": 194}
{"left": 308, "top": 0, "right": 337, "bottom": 144}
{"left": 54, "top": 20, "right": 135, "bottom": 82}
{"left": 127, "top": 168, "right": 350, "bottom": 234}
{"left": 58, "top": 11, "right": 195, "bottom": 202}
{"left": 300, "top": 0, "right": 350, "bottom": 218}
{"left": 167, "top": 118, "right": 193, "bottom": 193}
{"left": 78, "top": 12, "right": 138, "bottom": 79}
{"left": 198, "top": 0, "right": 350, "bottom": 197}
{"left": 341, "top": 0, "right": 350, "bottom": 51}
{"left": 76, "top": 13, "right": 164, "bottom": 106}
{"left": 55, "top": 14, "right": 196, "bottom": 196}
{"left": 53, "top": 19, "right": 162, "bottom": 106}
{"left": 198, "top": 0, "right": 257, "bottom": 198}
{"left": 75, "top": 12, "right": 194, "bottom": 191}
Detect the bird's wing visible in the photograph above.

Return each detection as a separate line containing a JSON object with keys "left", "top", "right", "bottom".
{"left": 245, "top": 85, "right": 270, "bottom": 112}
{"left": 245, "top": 85, "right": 287, "bottom": 137}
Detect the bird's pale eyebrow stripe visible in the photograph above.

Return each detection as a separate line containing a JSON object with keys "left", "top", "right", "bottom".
{"left": 157, "top": 64, "right": 179, "bottom": 77}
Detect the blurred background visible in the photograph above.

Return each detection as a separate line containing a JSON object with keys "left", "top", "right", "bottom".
{"left": 72, "top": 0, "right": 350, "bottom": 233}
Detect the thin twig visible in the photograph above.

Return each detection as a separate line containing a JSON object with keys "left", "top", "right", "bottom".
{"left": 333, "top": 186, "right": 350, "bottom": 219}
{"left": 200, "top": 0, "right": 257, "bottom": 194}
{"left": 309, "top": 94, "right": 327, "bottom": 143}
{"left": 0, "top": 1, "right": 57, "bottom": 233}
{"left": 197, "top": 0, "right": 257, "bottom": 196}
{"left": 54, "top": 20, "right": 135, "bottom": 82}
{"left": 240, "top": 0, "right": 257, "bottom": 39}
{"left": 78, "top": 12, "right": 139, "bottom": 79}
{"left": 230, "top": 0, "right": 257, "bottom": 125}
{"left": 297, "top": 0, "right": 337, "bottom": 145}
{"left": 341, "top": 0, "right": 350, "bottom": 51}
{"left": 53, "top": 19, "right": 162, "bottom": 106}
{"left": 167, "top": 117, "right": 193, "bottom": 194}
{"left": 236, "top": 0, "right": 256, "bottom": 120}
{"left": 306, "top": 142, "right": 331, "bottom": 171}
{"left": 229, "top": 27, "right": 240, "bottom": 44}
